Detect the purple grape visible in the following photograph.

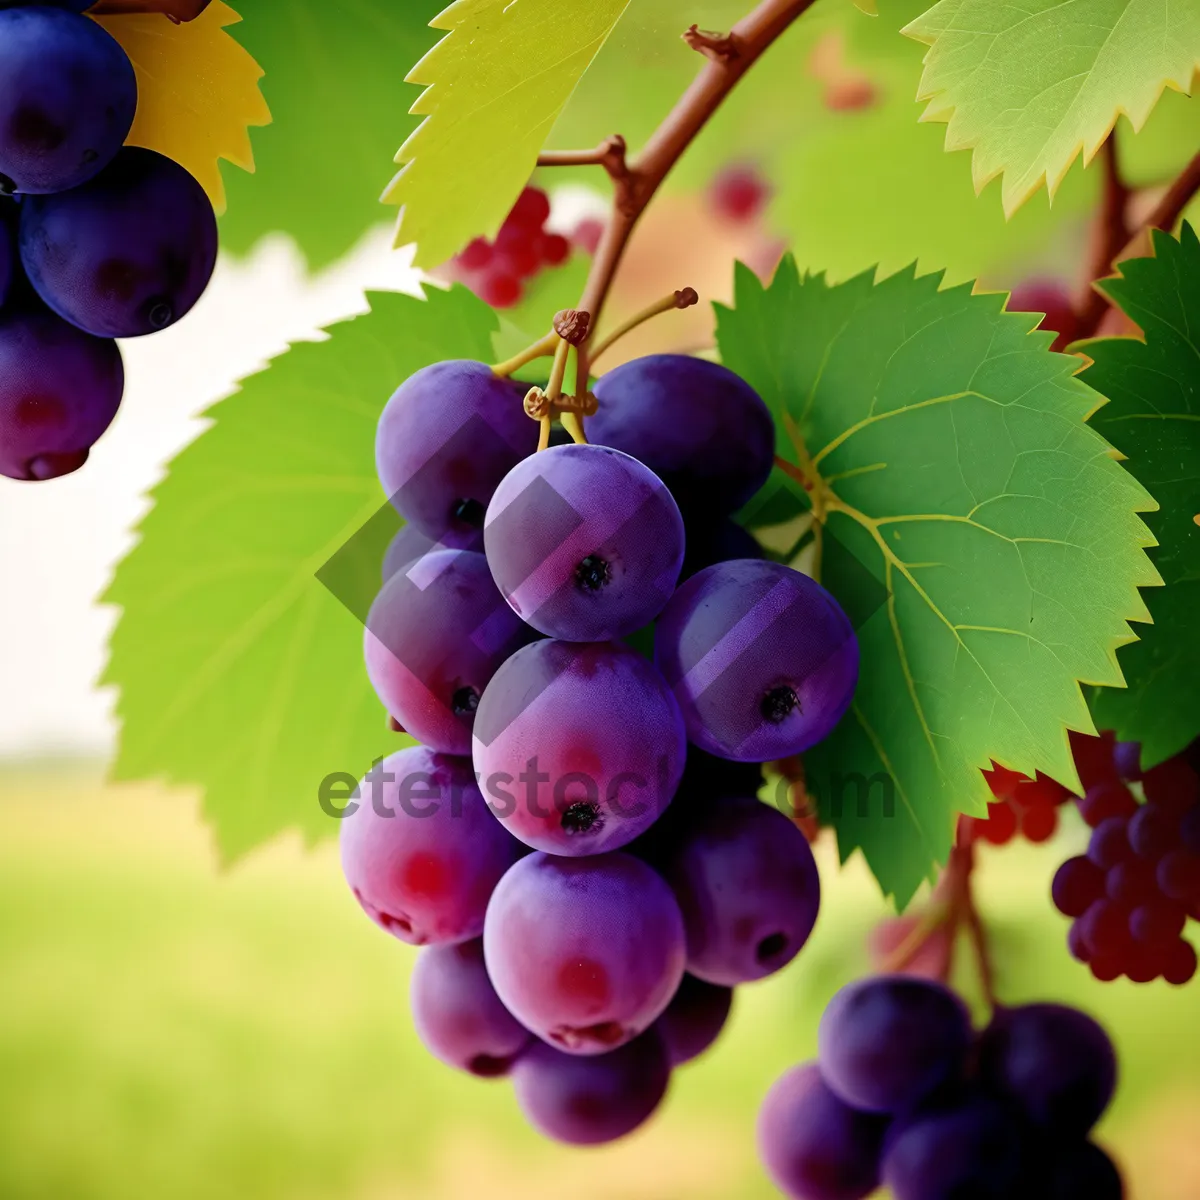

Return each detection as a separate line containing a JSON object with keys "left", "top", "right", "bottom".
{"left": 511, "top": 1030, "right": 671, "bottom": 1145}
{"left": 817, "top": 977, "right": 972, "bottom": 1114}
{"left": 662, "top": 794, "right": 820, "bottom": 985}
{"left": 757, "top": 1062, "right": 889, "bottom": 1200}
{"left": 881, "top": 1096, "right": 1027, "bottom": 1200}
{"left": 0, "top": 7, "right": 136, "bottom": 195}
{"left": 0, "top": 302, "right": 123, "bottom": 481}
{"left": 339, "top": 745, "right": 524, "bottom": 946}
{"left": 655, "top": 973, "right": 733, "bottom": 1066}
{"left": 1114, "top": 740, "right": 1142, "bottom": 781}
{"left": 19, "top": 147, "right": 217, "bottom": 337}
{"left": 1181, "top": 804, "right": 1200, "bottom": 855}
{"left": 483, "top": 852, "right": 685, "bottom": 1054}
{"left": 376, "top": 360, "right": 536, "bottom": 539}
{"left": 978, "top": 1003, "right": 1115, "bottom": 1136}
{"left": 484, "top": 443, "right": 685, "bottom": 641}
{"left": 1045, "top": 1141, "right": 1125, "bottom": 1199}
{"left": 472, "top": 639, "right": 686, "bottom": 855}
{"left": 681, "top": 517, "right": 764, "bottom": 580}
{"left": 656, "top": 559, "right": 858, "bottom": 762}
{"left": 0, "top": 201, "right": 13, "bottom": 307}
{"left": 588, "top": 354, "right": 775, "bottom": 517}
{"left": 409, "top": 938, "right": 531, "bottom": 1077}
{"left": 364, "top": 549, "right": 536, "bottom": 755}
{"left": 381, "top": 523, "right": 480, "bottom": 582}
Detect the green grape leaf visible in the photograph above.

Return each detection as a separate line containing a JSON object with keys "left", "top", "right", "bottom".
{"left": 1083, "top": 225, "right": 1200, "bottom": 767}
{"left": 384, "top": 0, "right": 631, "bottom": 270}
{"left": 902, "top": 0, "right": 1200, "bottom": 217}
{"left": 102, "top": 286, "right": 500, "bottom": 860}
{"left": 715, "top": 257, "right": 1159, "bottom": 907}
{"left": 217, "top": 0, "right": 444, "bottom": 270}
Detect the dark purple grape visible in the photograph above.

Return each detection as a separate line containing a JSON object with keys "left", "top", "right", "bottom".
{"left": 588, "top": 354, "right": 775, "bottom": 517}
{"left": 1113, "top": 741, "right": 1142, "bottom": 781}
{"left": 655, "top": 973, "right": 733, "bottom": 1066}
{"left": 339, "top": 745, "right": 524, "bottom": 946}
{"left": 1128, "top": 803, "right": 1178, "bottom": 859}
{"left": 680, "top": 517, "right": 764, "bottom": 580}
{"left": 757, "top": 1062, "right": 889, "bottom": 1200}
{"left": 656, "top": 559, "right": 858, "bottom": 762}
{"left": 977, "top": 1003, "right": 1116, "bottom": 1137}
{"left": 19, "top": 147, "right": 217, "bottom": 337}
{"left": 0, "top": 200, "right": 13, "bottom": 307}
{"left": 484, "top": 443, "right": 685, "bottom": 641}
{"left": 364, "top": 549, "right": 536, "bottom": 756}
{"left": 1052, "top": 856, "right": 1104, "bottom": 917}
{"left": 818, "top": 977, "right": 972, "bottom": 1114}
{"left": 511, "top": 1030, "right": 670, "bottom": 1145}
{"left": 483, "top": 852, "right": 685, "bottom": 1055}
{"left": 409, "top": 938, "right": 531, "bottom": 1077}
{"left": 381, "top": 523, "right": 480, "bottom": 581}
{"left": 472, "top": 639, "right": 686, "bottom": 855}
{"left": 1088, "top": 816, "right": 1132, "bottom": 870}
{"left": 0, "top": 302, "right": 123, "bottom": 480}
{"left": 0, "top": 7, "right": 135, "bottom": 194}
{"left": 881, "top": 1097, "right": 1027, "bottom": 1200}
{"left": 662, "top": 794, "right": 819, "bottom": 985}
{"left": 1045, "top": 1141, "right": 1124, "bottom": 1199}
{"left": 376, "top": 360, "right": 536, "bottom": 539}
{"left": 1181, "top": 804, "right": 1200, "bottom": 855}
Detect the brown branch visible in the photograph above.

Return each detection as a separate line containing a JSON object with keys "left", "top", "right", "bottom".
{"left": 683, "top": 24, "right": 741, "bottom": 61}
{"left": 537, "top": 135, "right": 630, "bottom": 188}
{"left": 575, "top": 0, "right": 817, "bottom": 383}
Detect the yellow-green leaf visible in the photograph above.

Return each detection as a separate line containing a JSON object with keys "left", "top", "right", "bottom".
{"left": 902, "top": 0, "right": 1200, "bottom": 217}
{"left": 94, "top": 1, "right": 271, "bottom": 212}
{"left": 384, "top": 0, "right": 631, "bottom": 269}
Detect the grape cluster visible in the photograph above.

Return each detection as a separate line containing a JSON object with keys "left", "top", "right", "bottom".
{"left": 442, "top": 186, "right": 571, "bottom": 310}
{"left": 1052, "top": 735, "right": 1200, "bottom": 985}
{"left": 966, "top": 764, "right": 1072, "bottom": 846}
{"left": 759, "top": 976, "right": 1124, "bottom": 1199}
{"left": 342, "top": 352, "right": 861, "bottom": 1143}
{"left": 0, "top": 0, "right": 217, "bottom": 482}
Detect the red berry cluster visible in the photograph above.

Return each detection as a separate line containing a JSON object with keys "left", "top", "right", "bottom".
{"left": 708, "top": 164, "right": 772, "bottom": 225}
{"left": 445, "top": 187, "right": 571, "bottom": 310}
{"left": 1053, "top": 733, "right": 1200, "bottom": 985}
{"left": 965, "top": 763, "right": 1072, "bottom": 846}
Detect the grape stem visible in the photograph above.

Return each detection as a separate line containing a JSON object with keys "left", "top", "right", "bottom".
{"left": 588, "top": 288, "right": 700, "bottom": 365}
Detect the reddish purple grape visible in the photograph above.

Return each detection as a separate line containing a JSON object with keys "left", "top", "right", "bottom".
{"left": 511, "top": 1030, "right": 670, "bottom": 1145}
{"left": 484, "top": 852, "right": 685, "bottom": 1055}
{"left": 655, "top": 973, "right": 733, "bottom": 1066}
{"left": 1077, "top": 782, "right": 1137, "bottom": 827}
{"left": 1163, "top": 938, "right": 1198, "bottom": 985}
{"left": 19, "top": 147, "right": 217, "bottom": 337}
{"left": 1052, "top": 856, "right": 1104, "bottom": 917}
{"left": 1142, "top": 753, "right": 1200, "bottom": 813}
{"left": 381, "top": 523, "right": 481, "bottom": 581}
{"left": 1129, "top": 900, "right": 1186, "bottom": 948}
{"left": 1088, "top": 817, "right": 1133, "bottom": 869}
{"left": 410, "top": 938, "right": 531, "bottom": 1076}
{"left": 817, "top": 977, "right": 971, "bottom": 1114}
{"left": 709, "top": 164, "right": 771, "bottom": 225}
{"left": 484, "top": 443, "right": 685, "bottom": 641}
{"left": 656, "top": 559, "right": 859, "bottom": 762}
{"left": 339, "top": 745, "right": 524, "bottom": 946}
{"left": 1128, "top": 803, "right": 1178, "bottom": 859}
{"left": 757, "top": 1062, "right": 888, "bottom": 1200}
{"left": 0, "top": 200, "right": 13, "bottom": 306}
{"left": 1106, "top": 859, "right": 1157, "bottom": 908}
{"left": 1079, "top": 900, "right": 1131, "bottom": 959}
{"left": 977, "top": 1003, "right": 1116, "bottom": 1137}
{"left": 472, "top": 639, "right": 686, "bottom": 855}
{"left": 1181, "top": 804, "right": 1200, "bottom": 855}
{"left": 364, "top": 549, "right": 535, "bottom": 755}
{"left": 662, "top": 795, "right": 820, "bottom": 985}
{"left": 0, "top": 7, "right": 136, "bottom": 195}
{"left": 0, "top": 303, "right": 123, "bottom": 481}
{"left": 588, "top": 354, "right": 775, "bottom": 518}
{"left": 1114, "top": 741, "right": 1142, "bottom": 781}
{"left": 375, "top": 360, "right": 536, "bottom": 539}
{"left": 1157, "top": 850, "right": 1200, "bottom": 903}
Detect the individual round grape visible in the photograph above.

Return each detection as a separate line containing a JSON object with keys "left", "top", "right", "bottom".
{"left": 1019, "top": 802, "right": 1058, "bottom": 843}
{"left": 662, "top": 795, "right": 820, "bottom": 985}
{"left": 1052, "top": 856, "right": 1104, "bottom": 917}
{"left": 472, "top": 639, "right": 686, "bottom": 855}
{"left": 1079, "top": 899, "right": 1131, "bottom": 959}
{"left": 655, "top": 973, "right": 733, "bottom": 1066}
{"left": 709, "top": 164, "right": 771, "bottom": 225}
{"left": 973, "top": 800, "right": 1018, "bottom": 845}
{"left": 1129, "top": 900, "right": 1186, "bottom": 948}
{"left": 376, "top": 360, "right": 535, "bottom": 539}
{"left": 1114, "top": 740, "right": 1142, "bottom": 781}
{"left": 1163, "top": 937, "right": 1198, "bottom": 985}
{"left": 977, "top": 1003, "right": 1116, "bottom": 1136}
{"left": 656, "top": 559, "right": 858, "bottom": 762}
{"left": 1088, "top": 817, "right": 1133, "bottom": 870}
{"left": 0, "top": 303, "right": 123, "bottom": 481}
{"left": 1077, "top": 781, "right": 1137, "bottom": 827}
{"left": 881, "top": 1097, "right": 1027, "bottom": 1200}
{"left": 1106, "top": 859, "right": 1156, "bottom": 908}
{"left": 817, "top": 977, "right": 972, "bottom": 1114}
{"left": 410, "top": 938, "right": 531, "bottom": 1077}
{"left": 0, "top": 8, "right": 136, "bottom": 195}
{"left": 757, "top": 1062, "right": 888, "bottom": 1200}
{"left": 339, "top": 745, "right": 524, "bottom": 946}
{"left": 680, "top": 517, "right": 763, "bottom": 580}
{"left": 588, "top": 354, "right": 775, "bottom": 517}
{"left": 483, "top": 852, "right": 685, "bottom": 1055}
{"left": 1128, "top": 803, "right": 1178, "bottom": 859}
{"left": 511, "top": 1030, "right": 670, "bottom": 1145}
{"left": 364, "top": 549, "right": 536, "bottom": 755}
{"left": 1045, "top": 1141, "right": 1124, "bottom": 1200}
{"left": 19, "top": 147, "right": 217, "bottom": 338}
{"left": 484, "top": 443, "right": 685, "bottom": 641}
{"left": 381, "top": 523, "right": 481, "bottom": 581}
{"left": 1157, "top": 849, "right": 1200, "bottom": 903}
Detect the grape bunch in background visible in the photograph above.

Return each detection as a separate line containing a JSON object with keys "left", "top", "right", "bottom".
{"left": 759, "top": 976, "right": 1124, "bottom": 1199}
{"left": 0, "top": 0, "right": 217, "bottom": 482}
{"left": 339, "top": 345, "right": 861, "bottom": 1144}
